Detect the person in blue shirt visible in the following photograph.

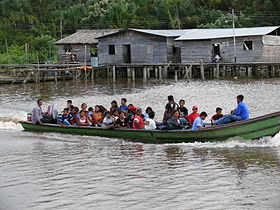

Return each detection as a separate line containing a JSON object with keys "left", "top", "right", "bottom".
{"left": 119, "top": 98, "right": 128, "bottom": 112}
{"left": 215, "top": 95, "right": 249, "bottom": 125}
{"left": 192, "top": 112, "right": 207, "bottom": 130}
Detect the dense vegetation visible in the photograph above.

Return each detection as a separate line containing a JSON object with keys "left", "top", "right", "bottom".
{"left": 1, "top": 0, "right": 280, "bottom": 63}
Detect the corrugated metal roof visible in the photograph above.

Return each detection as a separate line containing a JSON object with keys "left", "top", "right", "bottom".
{"left": 176, "top": 26, "right": 280, "bottom": 41}
{"left": 129, "top": 28, "right": 191, "bottom": 37}
{"left": 54, "top": 29, "right": 120, "bottom": 45}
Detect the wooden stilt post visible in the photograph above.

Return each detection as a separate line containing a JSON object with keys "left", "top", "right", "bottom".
{"left": 91, "top": 68, "right": 94, "bottom": 81}
{"left": 163, "top": 66, "right": 168, "bottom": 78}
{"left": 222, "top": 65, "right": 226, "bottom": 78}
{"left": 147, "top": 67, "right": 150, "bottom": 79}
{"left": 216, "top": 63, "right": 220, "bottom": 79}
{"left": 143, "top": 67, "right": 147, "bottom": 82}
{"left": 174, "top": 69, "right": 178, "bottom": 81}
{"left": 247, "top": 67, "right": 252, "bottom": 77}
{"left": 127, "top": 67, "right": 131, "bottom": 78}
{"left": 200, "top": 59, "right": 205, "bottom": 80}
{"left": 132, "top": 67, "right": 135, "bottom": 81}
{"left": 54, "top": 71, "right": 57, "bottom": 82}
{"left": 112, "top": 66, "right": 116, "bottom": 83}
{"left": 159, "top": 66, "right": 162, "bottom": 80}
{"left": 155, "top": 67, "right": 158, "bottom": 78}
{"left": 107, "top": 66, "right": 110, "bottom": 79}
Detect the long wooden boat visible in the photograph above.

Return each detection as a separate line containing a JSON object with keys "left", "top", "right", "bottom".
{"left": 19, "top": 111, "right": 280, "bottom": 143}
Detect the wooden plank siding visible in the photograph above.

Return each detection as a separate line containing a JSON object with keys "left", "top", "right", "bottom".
{"left": 98, "top": 30, "right": 181, "bottom": 65}
{"left": 181, "top": 35, "right": 280, "bottom": 63}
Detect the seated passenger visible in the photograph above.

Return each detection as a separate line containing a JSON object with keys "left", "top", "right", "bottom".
{"left": 102, "top": 111, "right": 115, "bottom": 129}
{"left": 216, "top": 95, "right": 249, "bottom": 125}
{"left": 57, "top": 108, "right": 71, "bottom": 126}
{"left": 110, "top": 100, "right": 119, "bottom": 114}
{"left": 81, "top": 103, "right": 88, "bottom": 112}
{"left": 167, "top": 110, "right": 184, "bottom": 130}
{"left": 132, "top": 109, "right": 145, "bottom": 129}
{"left": 92, "top": 105, "right": 103, "bottom": 125}
{"left": 115, "top": 112, "right": 129, "bottom": 128}
{"left": 69, "top": 107, "right": 79, "bottom": 125}
{"left": 32, "top": 99, "right": 45, "bottom": 125}
{"left": 178, "top": 99, "right": 188, "bottom": 126}
{"left": 187, "top": 106, "right": 200, "bottom": 126}
{"left": 67, "top": 100, "right": 73, "bottom": 109}
{"left": 127, "top": 105, "right": 137, "bottom": 127}
{"left": 145, "top": 111, "right": 156, "bottom": 130}
{"left": 77, "top": 110, "right": 92, "bottom": 126}
{"left": 143, "top": 107, "right": 154, "bottom": 121}
{"left": 163, "top": 95, "right": 179, "bottom": 123}
{"left": 113, "top": 110, "right": 120, "bottom": 120}
{"left": 88, "top": 107, "right": 94, "bottom": 117}
{"left": 192, "top": 112, "right": 208, "bottom": 130}
{"left": 211, "top": 107, "right": 224, "bottom": 122}
{"left": 119, "top": 98, "right": 128, "bottom": 112}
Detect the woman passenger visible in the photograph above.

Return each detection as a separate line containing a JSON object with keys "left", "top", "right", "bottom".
{"left": 110, "top": 100, "right": 119, "bottom": 114}
{"left": 77, "top": 110, "right": 92, "bottom": 126}
{"left": 92, "top": 105, "right": 103, "bottom": 126}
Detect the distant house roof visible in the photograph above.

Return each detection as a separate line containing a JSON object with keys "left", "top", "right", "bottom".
{"left": 97, "top": 28, "right": 192, "bottom": 39}
{"left": 54, "top": 29, "right": 120, "bottom": 45}
{"left": 176, "top": 26, "right": 280, "bottom": 41}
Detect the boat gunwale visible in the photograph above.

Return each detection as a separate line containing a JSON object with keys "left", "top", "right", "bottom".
{"left": 19, "top": 111, "right": 280, "bottom": 133}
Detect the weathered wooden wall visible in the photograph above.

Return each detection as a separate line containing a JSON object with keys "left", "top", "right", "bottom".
{"left": 262, "top": 35, "right": 280, "bottom": 62}
{"left": 215, "top": 36, "right": 263, "bottom": 62}
{"left": 98, "top": 31, "right": 171, "bottom": 65}
{"left": 181, "top": 35, "right": 280, "bottom": 63}
{"left": 181, "top": 40, "right": 212, "bottom": 63}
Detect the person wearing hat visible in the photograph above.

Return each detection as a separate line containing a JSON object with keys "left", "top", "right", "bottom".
{"left": 187, "top": 106, "right": 200, "bottom": 127}
{"left": 132, "top": 108, "right": 145, "bottom": 129}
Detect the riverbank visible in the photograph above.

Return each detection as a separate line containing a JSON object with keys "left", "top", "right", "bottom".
{"left": 1, "top": 62, "right": 280, "bottom": 84}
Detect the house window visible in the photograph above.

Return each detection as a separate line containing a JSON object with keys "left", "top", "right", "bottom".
{"left": 108, "top": 45, "right": 115, "bottom": 55}
{"left": 243, "top": 41, "right": 253, "bottom": 50}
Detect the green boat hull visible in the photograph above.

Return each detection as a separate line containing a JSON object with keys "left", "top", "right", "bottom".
{"left": 19, "top": 111, "right": 280, "bottom": 143}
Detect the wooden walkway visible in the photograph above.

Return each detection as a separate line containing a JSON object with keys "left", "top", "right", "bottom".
{"left": 0, "top": 62, "right": 280, "bottom": 84}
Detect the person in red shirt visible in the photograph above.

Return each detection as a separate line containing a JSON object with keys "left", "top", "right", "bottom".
{"left": 211, "top": 107, "right": 224, "bottom": 122}
{"left": 187, "top": 106, "right": 200, "bottom": 126}
{"left": 133, "top": 109, "right": 145, "bottom": 129}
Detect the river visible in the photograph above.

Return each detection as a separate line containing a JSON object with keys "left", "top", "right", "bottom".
{"left": 0, "top": 78, "right": 280, "bottom": 210}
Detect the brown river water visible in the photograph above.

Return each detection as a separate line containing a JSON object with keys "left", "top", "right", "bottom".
{"left": 0, "top": 78, "right": 280, "bottom": 210}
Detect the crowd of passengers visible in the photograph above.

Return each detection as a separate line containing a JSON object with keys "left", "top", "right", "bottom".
{"left": 32, "top": 94, "right": 249, "bottom": 130}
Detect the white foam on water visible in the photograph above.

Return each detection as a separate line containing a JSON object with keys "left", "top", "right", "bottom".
{"left": 169, "top": 132, "right": 280, "bottom": 148}
{"left": 0, "top": 111, "right": 26, "bottom": 130}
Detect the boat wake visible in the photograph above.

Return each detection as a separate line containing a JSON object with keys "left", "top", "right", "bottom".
{"left": 176, "top": 132, "right": 280, "bottom": 148}
{"left": 0, "top": 111, "right": 26, "bottom": 130}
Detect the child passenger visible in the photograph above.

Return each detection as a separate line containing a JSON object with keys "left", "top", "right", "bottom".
{"left": 102, "top": 111, "right": 115, "bottom": 129}
{"left": 77, "top": 110, "right": 92, "bottom": 126}
{"left": 192, "top": 112, "right": 208, "bottom": 130}
{"left": 57, "top": 108, "right": 71, "bottom": 126}
{"left": 145, "top": 111, "right": 156, "bottom": 130}
{"left": 211, "top": 107, "right": 224, "bottom": 121}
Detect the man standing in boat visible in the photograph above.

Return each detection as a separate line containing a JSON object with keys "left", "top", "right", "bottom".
{"left": 32, "top": 99, "right": 44, "bottom": 125}
{"left": 216, "top": 95, "right": 249, "bottom": 125}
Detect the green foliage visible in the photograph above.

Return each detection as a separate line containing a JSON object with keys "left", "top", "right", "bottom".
{"left": 0, "top": 0, "right": 279, "bottom": 64}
